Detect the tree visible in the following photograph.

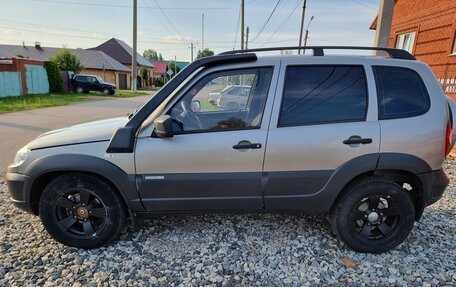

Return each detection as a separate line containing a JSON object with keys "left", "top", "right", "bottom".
{"left": 167, "top": 60, "right": 181, "bottom": 77}
{"left": 196, "top": 48, "right": 214, "bottom": 59}
{"left": 49, "top": 49, "right": 84, "bottom": 74}
{"left": 143, "top": 49, "right": 163, "bottom": 61}
{"left": 140, "top": 67, "right": 149, "bottom": 81}
{"left": 44, "top": 61, "right": 63, "bottom": 92}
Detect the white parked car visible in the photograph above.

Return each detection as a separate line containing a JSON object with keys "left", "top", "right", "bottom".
{"left": 208, "top": 85, "right": 251, "bottom": 110}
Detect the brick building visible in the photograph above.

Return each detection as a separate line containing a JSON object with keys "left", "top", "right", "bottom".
{"left": 371, "top": 0, "right": 456, "bottom": 98}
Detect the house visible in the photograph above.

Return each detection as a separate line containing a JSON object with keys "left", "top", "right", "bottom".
{"left": 370, "top": 0, "right": 456, "bottom": 98}
{"left": 0, "top": 43, "right": 131, "bottom": 90}
{"left": 91, "top": 38, "right": 154, "bottom": 89}
{"left": 150, "top": 60, "right": 189, "bottom": 80}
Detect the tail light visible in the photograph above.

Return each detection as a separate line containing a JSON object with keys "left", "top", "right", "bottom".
{"left": 445, "top": 120, "right": 452, "bottom": 157}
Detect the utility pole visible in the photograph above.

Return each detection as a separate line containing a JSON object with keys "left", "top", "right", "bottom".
{"left": 174, "top": 55, "right": 177, "bottom": 75}
{"left": 303, "top": 16, "right": 314, "bottom": 54}
{"left": 241, "top": 0, "right": 245, "bottom": 50}
{"left": 245, "top": 26, "right": 249, "bottom": 49}
{"left": 298, "top": 0, "right": 307, "bottom": 54}
{"left": 190, "top": 42, "right": 195, "bottom": 62}
{"left": 131, "top": 0, "right": 138, "bottom": 92}
{"left": 202, "top": 13, "right": 205, "bottom": 51}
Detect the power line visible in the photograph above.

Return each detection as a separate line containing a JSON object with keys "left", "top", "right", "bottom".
{"left": 350, "top": 0, "right": 377, "bottom": 11}
{"left": 260, "top": 0, "right": 303, "bottom": 48}
{"left": 142, "top": 0, "right": 174, "bottom": 36}
{"left": 233, "top": 4, "right": 241, "bottom": 49}
{"left": 250, "top": 0, "right": 283, "bottom": 43}
{"left": 29, "top": 0, "right": 237, "bottom": 10}
{"left": 152, "top": 0, "right": 186, "bottom": 39}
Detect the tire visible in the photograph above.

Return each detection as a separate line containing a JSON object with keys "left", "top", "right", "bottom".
{"left": 75, "top": 86, "right": 84, "bottom": 94}
{"left": 39, "top": 174, "right": 127, "bottom": 249}
{"left": 330, "top": 177, "right": 415, "bottom": 253}
{"left": 102, "top": 88, "right": 111, "bottom": 95}
{"left": 226, "top": 102, "right": 239, "bottom": 110}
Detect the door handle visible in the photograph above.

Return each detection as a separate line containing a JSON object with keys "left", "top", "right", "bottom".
{"left": 343, "top": 136, "right": 372, "bottom": 145}
{"left": 233, "top": 141, "right": 262, "bottom": 150}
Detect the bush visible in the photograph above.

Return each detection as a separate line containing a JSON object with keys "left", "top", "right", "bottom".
{"left": 44, "top": 61, "right": 63, "bottom": 92}
{"left": 154, "top": 78, "right": 164, "bottom": 87}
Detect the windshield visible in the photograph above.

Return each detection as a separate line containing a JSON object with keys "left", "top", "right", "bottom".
{"left": 94, "top": 76, "right": 104, "bottom": 83}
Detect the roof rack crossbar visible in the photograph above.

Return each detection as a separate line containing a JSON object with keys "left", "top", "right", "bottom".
{"left": 219, "top": 46, "right": 416, "bottom": 60}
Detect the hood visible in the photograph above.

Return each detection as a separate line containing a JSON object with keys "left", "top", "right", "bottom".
{"left": 27, "top": 117, "right": 129, "bottom": 150}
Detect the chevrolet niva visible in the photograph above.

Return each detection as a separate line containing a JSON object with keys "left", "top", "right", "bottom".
{"left": 7, "top": 47, "right": 455, "bottom": 253}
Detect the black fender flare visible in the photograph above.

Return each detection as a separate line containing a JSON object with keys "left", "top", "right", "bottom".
{"left": 23, "top": 154, "right": 145, "bottom": 212}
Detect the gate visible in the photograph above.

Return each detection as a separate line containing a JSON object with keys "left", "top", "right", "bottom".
{"left": 0, "top": 72, "right": 22, "bottom": 97}
{"left": 25, "top": 64, "right": 49, "bottom": 94}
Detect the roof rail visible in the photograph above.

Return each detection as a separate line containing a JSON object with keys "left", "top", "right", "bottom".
{"left": 219, "top": 46, "right": 416, "bottom": 60}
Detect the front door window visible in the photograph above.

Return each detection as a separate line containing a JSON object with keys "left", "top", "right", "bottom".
{"left": 169, "top": 68, "right": 273, "bottom": 133}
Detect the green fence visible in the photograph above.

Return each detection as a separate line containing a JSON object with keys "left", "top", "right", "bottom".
{"left": 25, "top": 64, "right": 49, "bottom": 94}
{"left": 0, "top": 72, "right": 22, "bottom": 97}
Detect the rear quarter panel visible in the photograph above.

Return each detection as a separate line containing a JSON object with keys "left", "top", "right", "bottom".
{"left": 370, "top": 59, "right": 448, "bottom": 171}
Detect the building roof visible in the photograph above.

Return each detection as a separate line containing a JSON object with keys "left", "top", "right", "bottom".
{"left": 151, "top": 60, "right": 189, "bottom": 74}
{"left": 151, "top": 61, "right": 168, "bottom": 74}
{"left": 91, "top": 38, "right": 154, "bottom": 68}
{"left": 0, "top": 44, "right": 130, "bottom": 72}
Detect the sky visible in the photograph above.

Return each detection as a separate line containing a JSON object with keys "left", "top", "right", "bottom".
{"left": 0, "top": 0, "right": 379, "bottom": 62}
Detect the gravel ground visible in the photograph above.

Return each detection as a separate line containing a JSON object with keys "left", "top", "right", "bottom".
{"left": 1, "top": 164, "right": 455, "bottom": 287}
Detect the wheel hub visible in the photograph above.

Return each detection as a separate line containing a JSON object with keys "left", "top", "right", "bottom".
{"left": 75, "top": 206, "right": 89, "bottom": 218}
{"left": 367, "top": 211, "right": 380, "bottom": 224}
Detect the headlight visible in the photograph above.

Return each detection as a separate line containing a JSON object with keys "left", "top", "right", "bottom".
{"left": 12, "top": 147, "right": 29, "bottom": 167}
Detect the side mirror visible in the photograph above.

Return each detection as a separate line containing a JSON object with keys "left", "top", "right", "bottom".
{"left": 154, "top": 115, "right": 173, "bottom": 138}
{"left": 191, "top": 100, "right": 201, "bottom": 113}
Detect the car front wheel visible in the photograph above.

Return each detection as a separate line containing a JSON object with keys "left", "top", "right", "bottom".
{"left": 102, "top": 88, "right": 112, "bottom": 95}
{"left": 75, "top": 86, "right": 84, "bottom": 94}
{"left": 331, "top": 178, "right": 415, "bottom": 253}
{"left": 39, "top": 174, "right": 127, "bottom": 249}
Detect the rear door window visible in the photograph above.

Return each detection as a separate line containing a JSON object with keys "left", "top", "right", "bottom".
{"left": 279, "top": 65, "right": 368, "bottom": 126}
{"left": 373, "top": 66, "right": 430, "bottom": 120}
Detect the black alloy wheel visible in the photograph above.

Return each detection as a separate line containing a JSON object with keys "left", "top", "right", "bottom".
{"left": 39, "top": 174, "right": 127, "bottom": 249}
{"left": 331, "top": 178, "right": 415, "bottom": 253}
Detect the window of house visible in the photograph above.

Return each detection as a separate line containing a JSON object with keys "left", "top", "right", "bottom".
{"left": 395, "top": 31, "right": 416, "bottom": 53}
{"left": 373, "top": 66, "right": 430, "bottom": 120}
{"left": 278, "top": 66, "right": 368, "bottom": 127}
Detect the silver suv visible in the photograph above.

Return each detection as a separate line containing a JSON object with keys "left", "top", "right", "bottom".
{"left": 6, "top": 47, "right": 455, "bottom": 253}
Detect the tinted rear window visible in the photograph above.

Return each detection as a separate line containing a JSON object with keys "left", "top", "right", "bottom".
{"left": 373, "top": 66, "right": 430, "bottom": 120}
{"left": 279, "top": 66, "right": 368, "bottom": 126}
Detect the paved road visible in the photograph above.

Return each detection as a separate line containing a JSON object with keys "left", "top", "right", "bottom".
{"left": 0, "top": 94, "right": 153, "bottom": 175}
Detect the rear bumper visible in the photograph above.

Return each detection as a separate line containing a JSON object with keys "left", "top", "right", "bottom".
{"left": 5, "top": 172, "right": 32, "bottom": 213}
{"left": 419, "top": 169, "right": 449, "bottom": 206}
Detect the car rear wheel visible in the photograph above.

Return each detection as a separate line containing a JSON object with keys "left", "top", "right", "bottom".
{"left": 39, "top": 174, "right": 127, "bottom": 249}
{"left": 330, "top": 178, "right": 415, "bottom": 253}
{"left": 226, "top": 102, "right": 239, "bottom": 110}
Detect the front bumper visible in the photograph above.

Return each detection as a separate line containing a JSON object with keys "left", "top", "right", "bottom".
{"left": 5, "top": 172, "right": 32, "bottom": 213}
{"left": 418, "top": 169, "right": 449, "bottom": 207}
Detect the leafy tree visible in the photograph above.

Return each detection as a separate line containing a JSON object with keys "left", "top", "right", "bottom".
{"left": 196, "top": 48, "right": 214, "bottom": 59}
{"left": 44, "top": 61, "right": 63, "bottom": 92}
{"left": 167, "top": 60, "right": 181, "bottom": 77}
{"left": 49, "top": 49, "right": 84, "bottom": 74}
{"left": 140, "top": 67, "right": 149, "bottom": 81}
{"left": 143, "top": 49, "right": 163, "bottom": 61}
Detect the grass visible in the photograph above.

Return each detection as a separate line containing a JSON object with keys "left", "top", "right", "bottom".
{"left": 89, "top": 90, "right": 150, "bottom": 98}
{"left": 200, "top": 98, "right": 222, "bottom": 111}
{"left": 0, "top": 93, "right": 93, "bottom": 114}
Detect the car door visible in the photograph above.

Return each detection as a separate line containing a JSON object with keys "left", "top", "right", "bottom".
{"left": 135, "top": 63, "right": 279, "bottom": 211}
{"left": 263, "top": 59, "right": 380, "bottom": 211}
